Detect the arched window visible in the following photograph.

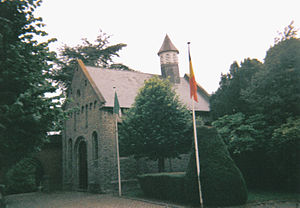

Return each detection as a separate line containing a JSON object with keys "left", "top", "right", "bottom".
{"left": 68, "top": 139, "right": 73, "bottom": 170}
{"left": 92, "top": 132, "right": 98, "bottom": 166}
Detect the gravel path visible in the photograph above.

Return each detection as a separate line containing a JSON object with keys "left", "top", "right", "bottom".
{"left": 4, "top": 192, "right": 170, "bottom": 208}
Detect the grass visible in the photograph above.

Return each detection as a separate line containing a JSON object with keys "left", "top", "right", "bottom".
{"left": 248, "top": 190, "right": 300, "bottom": 203}
{"left": 123, "top": 186, "right": 300, "bottom": 207}
{"left": 123, "top": 188, "right": 143, "bottom": 198}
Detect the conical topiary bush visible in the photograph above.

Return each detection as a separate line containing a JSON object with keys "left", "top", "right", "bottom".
{"left": 185, "top": 126, "right": 248, "bottom": 206}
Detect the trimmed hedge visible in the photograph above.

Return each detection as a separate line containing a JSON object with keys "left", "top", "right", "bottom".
{"left": 137, "top": 172, "right": 185, "bottom": 202}
{"left": 185, "top": 126, "right": 248, "bottom": 206}
{"left": 138, "top": 126, "right": 248, "bottom": 207}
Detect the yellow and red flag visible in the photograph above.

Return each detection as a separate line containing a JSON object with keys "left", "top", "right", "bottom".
{"left": 189, "top": 46, "right": 198, "bottom": 102}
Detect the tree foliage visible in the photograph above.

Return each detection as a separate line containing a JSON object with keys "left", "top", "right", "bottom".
{"left": 243, "top": 38, "right": 300, "bottom": 125}
{"left": 211, "top": 24, "right": 300, "bottom": 191}
{"left": 119, "top": 76, "right": 192, "bottom": 172}
{"left": 0, "top": 0, "right": 62, "bottom": 169}
{"left": 274, "top": 21, "right": 298, "bottom": 44}
{"left": 210, "top": 58, "right": 263, "bottom": 119}
{"left": 212, "top": 113, "right": 268, "bottom": 155}
{"left": 54, "top": 30, "right": 129, "bottom": 89}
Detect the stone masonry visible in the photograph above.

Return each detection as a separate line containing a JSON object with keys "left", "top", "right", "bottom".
{"left": 62, "top": 35, "right": 210, "bottom": 193}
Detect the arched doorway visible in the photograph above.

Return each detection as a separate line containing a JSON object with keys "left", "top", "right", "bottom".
{"left": 78, "top": 140, "right": 88, "bottom": 190}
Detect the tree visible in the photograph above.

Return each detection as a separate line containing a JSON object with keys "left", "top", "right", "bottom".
{"left": 211, "top": 25, "right": 300, "bottom": 190}
{"left": 0, "top": 0, "right": 61, "bottom": 169}
{"left": 210, "top": 58, "right": 263, "bottom": 119}
{"left": 242, "top": 38, "right": 300, "bottom": 126}
{"left": 54, "top": 30, "right": 129, "bottom": 89}
{"left": 119, "top": 76, "right": 192, "bottom": 172}
{"left": 212, "top": 113, "right": 268, "bottom": 155}
{"left": 274, "top": 20, "right": 298, "bottom": 44}
{"left": 268, "top": 116, "right": 300, "bottom": 192}
{"left": 212, "top": 113, "right": 272, "bottom": 189}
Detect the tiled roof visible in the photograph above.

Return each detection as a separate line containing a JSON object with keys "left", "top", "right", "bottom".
{"left": 157, "top": 34, "right": 179, "bottom": 55}
{"left": 84, "top": 66, "right": 210, "bottom": 112}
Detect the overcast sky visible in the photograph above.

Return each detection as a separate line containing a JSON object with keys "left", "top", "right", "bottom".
{"left": 35, "top": 0, "right": 300, "bottom": 93}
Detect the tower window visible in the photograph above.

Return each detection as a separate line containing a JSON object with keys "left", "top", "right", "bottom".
{"left": 173, "top": 53, "right": 178, "bottom": 63}
{"left": 165, "top": 53, "right": 170, "bottom": 63}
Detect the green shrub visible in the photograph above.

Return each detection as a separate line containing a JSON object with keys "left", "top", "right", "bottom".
{"left": 268, "top": 117, "right": 300, "bottom": 192}
{"left": 185, "top": 126, "right": 248, "bottom": 206}
{"left": 137, "top": 172, "right": 185, "bottom": 202}
{"left": 5, "top": 157, "right": 43, "bottom": 194}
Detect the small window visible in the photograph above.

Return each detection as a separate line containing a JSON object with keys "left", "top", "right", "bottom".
{"left": 173, "top": 53, "right": 178, "bottom": 62}
{"left": 165, "top": 53, "right": 170, "bottom": 63}
{"left": 68, "top": 139, "right": 73, "bottom": 169}
{"left": 81, "top": 106, "right": 84, "bottom": 113}
{"left": 85, "top": 104, "right": 88, "bottom": 128}
{"left": 94, "top": 100, "right": 97, "bottom": 109}
{"left": 92, "top": 132, "right": 99, "bottom": 167}
{"left": 89, "top": 103, "right": 93, "bottom": 110}
{"left": 85, "top": 80, "right": 87, "bottom": 86}
{"left": 74, "top": 113, "right": 77, "bottom": 131}
{"left": 77, "top": 89, "right": 81, "bottom": 97}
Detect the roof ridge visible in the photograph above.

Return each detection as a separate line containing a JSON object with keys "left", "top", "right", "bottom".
{"left": 85, "top": 65, "right": 159, "bottom": 76}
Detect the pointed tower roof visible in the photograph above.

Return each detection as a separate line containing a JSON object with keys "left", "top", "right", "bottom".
{"left": 158, "top": 34, "right": 179, "bottom": 55}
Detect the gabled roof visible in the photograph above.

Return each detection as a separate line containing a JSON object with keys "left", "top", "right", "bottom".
{"left": 158, "top": 34, "right": 179, "bottom": 55}
{"left": 79, "top": 62, "right": 210, "bottom": 112}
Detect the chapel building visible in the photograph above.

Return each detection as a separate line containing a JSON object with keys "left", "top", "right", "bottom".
{"left": 62, "top": 35, "right": 210, "bottom": 192}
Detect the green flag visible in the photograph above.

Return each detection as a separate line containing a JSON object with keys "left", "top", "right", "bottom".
{"left": 114, "top": 91, "right": 120, "bottom": 115}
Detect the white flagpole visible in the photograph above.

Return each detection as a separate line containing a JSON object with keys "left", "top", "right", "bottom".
{"left": 114, "top": 87, "right": 122, "bottom": 196}
{"left": 192, "top": 100, "right": 203, "bottom": 207}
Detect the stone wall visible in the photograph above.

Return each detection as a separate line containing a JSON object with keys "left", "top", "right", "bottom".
{"left": 63, "top": 65, "right": 194, "bottom": 193}
{"left": 63, "top": 65, "right": 119, "bottom": 193}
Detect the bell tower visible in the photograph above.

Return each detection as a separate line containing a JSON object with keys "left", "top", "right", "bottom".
{"left": 158, "top": 34, "right": 180, "bottom": 83}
